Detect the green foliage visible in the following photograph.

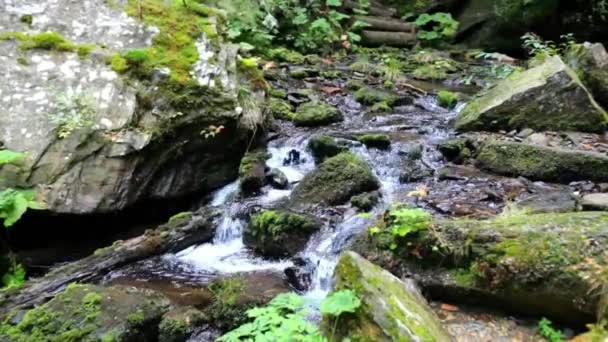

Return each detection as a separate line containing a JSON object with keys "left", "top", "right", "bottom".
{"left": 217, "top": 292, "right": 326, "bottom": 342}
{"left": 167, "top": 211, "right": 192, "bottom": 224}
{"left": 0, "top": 150, "right": 25, "bottom": 165}
{"left": 387, "top": 207, "right": 431, "bottom": 250}
{"left": 49, "top": 93, "right": 96, "bottom": 139}
{"left": 320, "top": 289, "right": 361, "bottom": 340}
{"left": 437, "top": 90, "right": 458, "bottom": 109}
{"left": 414, "top": 12, "right": 458, "bottom": 42}
{"left": 521, "top": 32, "right": 577, "bottom": 63}
{"left": 124, "top": 48, "right": 150, "bottom": 64}
{"left": 0, "top": 32, "right": 94, "bottom": 59}
{"left": 0, "top": 189, "right": 43, "bottom": 228}
{"left": 538, "top": 318, "right": 564, "bottom": 342}
{"left": 2, "top": 260, "right": 25, "bottom": 289}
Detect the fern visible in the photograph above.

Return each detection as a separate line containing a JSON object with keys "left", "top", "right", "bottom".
{"left": 538, "top": 318, "right": 564, "bottom": 342}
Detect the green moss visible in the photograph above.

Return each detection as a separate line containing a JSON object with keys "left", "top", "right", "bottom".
{"left": 206, "top": 277, "right": 249, "bottom": 329}
{"left": 168, "top": 211, "right": 192, "bottom": 224}
{"left": 159, "top": 318, "right": 189, "bottom": 342}
{"left": 110, "top": 53, "right": 129, "bottom": 73}
{"left": 16, "top": 57, "right": 28, "bottom": 66}
{"left": 354, "top": 87, "right": 398, "bottom": 107}
{"left": 21, "top": 32, "right": 75, "bottom": 51}
{"left": 238, "top": 151, "right": 269, "bottom": 178}
{"left": 359, "top": 134, "right": 391, "bottom": 150}
{"left": 269, "top": 89, "right": 288, "bottom": 99}
{"left": 351, "top": 192, "right": 379, "bottom": 212}
{"left": 307, "top": 134, "right": 346, "bottom": 162}
{"left": 250, "top": 210, "right": 318, "bottom": 241}
{"left": 292, "top": 101, "right": 343, "bottom": 127}
{"left": 448, "top": 268, "right": 476, "bottom": 287}
{"left": 266, "top": 98, "right": 294, "bottom": 120}
{"left": 20, "top": 14, "right": 33, "bottom": 26}
{"left": 437, "top": 90, "right": 458, "bottom": 109}
{"left": 127, "top": 312, "right": 145, "bottom": 328}
{"left": 320, "top": 70, "right": 342, "bottom": 79}
{"left": 265, "top": 47, "right": 306, "bottom": 64}
{"left": 345, "top": 80, "right": 365, "bottom": 91}
{"left": 77, "top": 44, "right": 95, "bottom": 59}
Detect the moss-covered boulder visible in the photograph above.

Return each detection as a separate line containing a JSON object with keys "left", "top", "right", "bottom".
{"left": 307, "top": 135, "right": 347, "bottom": 162}
{"left": 354, "top": 87, "right": 398, "bottom": 107}
{"left": 0, "top": 284, "right": 171, "bottom": 342}
{"left": 291, "top": 153, "right": 380, "bottom": 206}
{"left": 292, "top": 101, "right": 343, "bottom": 127}
{"left": 475, "top": 140, "right": 608, "bottom": 183}
{"left": 158, "top": 307, "right": 206, "bottom": 342}
{"left": 438, "top": 138, "right": 474, "bottom": 163}
{"left": 358, "top": 134, "right": 391, "bottom": 150}
{"left": 351, "top": 192, "right": 380, "bottom": 212}
{"left": 243, "top": 210, "right": 321, "bottom": 257}
{"left": 239, "top": 151, "right": 269, "bottom": 196}
{"left": 325, "top": 251, "right": 451, "bottom": 342}
{"left": 566, "top": 42, "right": 608, "bottom": 109}
{"left": 455, "top": 56, "right": 608, "bottom": 133}
{"left": 266, "top": 98, "right": 294, "bottom": 120}
{"left": 437, "top": 90, "right": 458, "bottom": 109}
{"left": 353, "top": 211, "right": 608, "bottom": 324}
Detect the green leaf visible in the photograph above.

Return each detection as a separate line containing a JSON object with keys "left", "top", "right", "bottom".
{"left": 368, "top": 226, "right": 380, "bottom": 236}
{"left": 2, "top": 262, "right": 25, "bottom": 289}
{"left": 320, "top": 289, "right": 361, "bottom": 317}
{"left": 0, "top": 150, "right": 25, "bottom": 165}
{"left": 326, "top": 0, "right": 342, "bottom": 6}
{"left": 3, "top": 192, "right": 28, "bottom": 227}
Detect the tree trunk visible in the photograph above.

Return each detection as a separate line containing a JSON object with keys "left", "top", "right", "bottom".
{"left": 0, "top": 207, "right": 221, "bottom": 316}
{"left": 361, "top": 30, "right": 416, "bottom": 47}
{"left": 343, "top": 0, "right": 396, "bottom": 17}
{"left": 353, "top": 16, "right": 415, "bottom": 33}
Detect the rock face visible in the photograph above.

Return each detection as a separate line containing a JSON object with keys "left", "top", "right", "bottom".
{"left": 566, "top": 42, "right": 608, "bottom": 109}
{"left": 291, "top": 152, "right": 380, "bottom": 206}
{"left": 0, "top": 0, "right": 264, "bottom": 214}
{"left": 455, "top": 56, "right": 607, "bottom": 133}
{"left": 327, "top": 251, "right": 451, "bottom": 342}
{"left": 243, "top": 210, "right": 321, "bottom": 257}
{"left": 0, "top": 284, "right": 171, "bottom": 341}
{"left": 475, "top": 140, "right": 608, "bottom": 183}
{"left": 353, "top": 211, "right": 608, "bottom": 324}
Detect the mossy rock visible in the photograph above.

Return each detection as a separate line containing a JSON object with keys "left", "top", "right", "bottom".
{"left": 266, "top": 98, "right": 294, "bottom": 120}
{"left": 359, "top": 134, "right": 391, "bottom": 150}
{"left": 289, "top": 68, "right": 318, "bottom": 79}
{"left": 291, "top": 152, "right": 379, "bottom": 206}
{"left": 239, "top": 151, "right": 269, "bottom": 196}
{"left": 351, "top": 192, "right": 380, "bottom": 212}
{"left": 243, "top": 210, "right": 321, "bottom": 257}
{"left": 324, "top": 251, "right": 451, "bottom": 342}
{"left": 0, "top": 284, "right": 171, "bottom": 342}
{"left": 455, "top": 56, "right": 608, "bottom": 133}
{"left": 265, "top": 47, "right": 306, "bottom": 64}
{"left": 353, "top": 211, "right": 608, "bottom": 324}
{"left": 437, "top": 138, "right": 474, "bottom": 163}
{"left": 437, "top": 90, "right": 458, "bottom": 109}
{"left": 345, "top": 80, "right": 365, "bottom": 91}
{"left": 475, "top": 140, "right": 608, "bottom": 183}
{"left": 307, "top": 135, "right": 347, "bottom": 162}
{"left": 158, "top": 307, "right": 206, "bottom": 342}
{"left": 565, "top": 42, "right": 608, "bottom": 110}
{"left": 354, "top": 87, "right": 398, "bottom": 107}
{"left": 292, "top": 101, "right": 343, "bottom": 127}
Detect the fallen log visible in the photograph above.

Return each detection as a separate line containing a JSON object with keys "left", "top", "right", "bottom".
{"left": 0, "top": 207, "right": 222, "bottom": 316}
{"left": 361, "top": 30, "right": 416, "bottom": 47}
{"left": 353, "top": 15, "right": 415, "bottom": 33}
{"left": 353, "top": 211, "right": 608, "bottom": 324}
{"left": 343, "top": 0, "right": 396, "bottom": 17}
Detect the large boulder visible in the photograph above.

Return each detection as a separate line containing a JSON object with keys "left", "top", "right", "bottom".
{"left": 0, "top": 0, "right": 264, "bottom": 214}
{"left": 325, "top": 251, "right": 451, "bottom": 341}
{"left": 238, "top": 151, "right": 269, "bottom": 196}
{"left": 292, "top": 101, "right": 343, "bottom": 127}
{"left": 0, "top": 284, "right": 171, "bottom": 341}
{"left": 243, "top": 210, "right": 321, "bottom": 257}
{"left": 475, "top": 140, "right": 608, "bottom": 183}
{"left": 455, "top": 56, "right": 608, "bottom": 133}
{"left": 566, "top": 42, "right": 608, "bottom": 109}
{"left": 291, "top": 152, "right": 379, "bottom": 206}
{"left": 353, "top": 210, "right": 608, "bottom": 324}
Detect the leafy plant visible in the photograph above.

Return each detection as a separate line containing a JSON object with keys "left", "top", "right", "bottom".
{"left": 414, "top": 12, "right": 459, "bottom": 42}
{"left": 1, "top": 259, "right": 25, "bottom": 289}
{"left": 217, "top": 292, "right": 326, "bottom": 341}
{"left": 320, "top": 289, "right": 361, "bottom": 339}
{"left": 521, "top": 32, "right": 577, "bottom": 63}
{"left": 538, "top": 318, "right": 564, "bottom": 342}
{"left": 387, "top": 207, "right": 431, "bottom": 250}
{"left": 49, "top": 93, "right": 96, "bottom": 139}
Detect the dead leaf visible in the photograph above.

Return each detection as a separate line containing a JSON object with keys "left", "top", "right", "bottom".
{"left": 441, "top": 303, "right": 459, "bottom": 312}
{"left": 322, "top": 86, "right": 342, "bottom": 95}
{"left": 407, "top": 185, "right": 428, "bottom": 198}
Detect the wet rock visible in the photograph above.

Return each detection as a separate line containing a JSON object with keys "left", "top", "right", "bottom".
{"left": 351, "top": 191, "right": 380, "bottom": 211}
{"left": 475, "top": 141, "right": 608, "bottom": 183}
{"left": 565, "top": 42, "right": 608, "bottom": 109}
{"left": 358, "top": 133, "right": 391, "bottom": 150}
{"left": 243, "top": 210, "right": 321, "bottom": 257}
{"left": 0, "top": 284, "right": 171, "bottom": 341}
{"left": 284, "top": 258, "right": 314, "bottom": 291}
{"left": 400, "top": 161, "right": 433, "bottom": 183}
{"left": 515, "top": 190, "right": 577, "bottom": 214}
{"left": 292, "top": 101, "right": 343, "bottom": 127}
{"left": 516, "top": 128, "right": 535, "bottom": 139}
{"left": 266, "top": 98, "right": 294, "bottom": 120}
{"left": 438, "top": 138, "right": 474, "bottom": 163}
{"left": 455, "top": 56, "right": 608, "bottom": 133}
{"left": 354, "top": 87, "right": 399, "bottom": 107}
{"left": 265, "top": 168, "right": 289, "bottom": 190}
{"left": 345, "top": 79, "right": 365, "bottom": 91}
{"left": 239, "top": 151, "right": 269, "bottom": 196}
{"left": 325, "top": 251, "right": 451, "bottom": 341}
{"left": 353, "top": 211, "right": 608, "bottom": 324}
{"left": 307, "top": 135, "right": 347, "bottom": 162}
{"left": 159, "top": 307, "right": 206, "bottom": 342}
{"left": 399, "top": 142, "right": 423, "bottom": 160}
{"left": 581, "top": 193, "right": 608, "bottom": 211}
{"left": 289, "top": 68, "right": 318, "bottom": 79}
{"left": 291, "top": 152, "right": 380, "bottom": 206}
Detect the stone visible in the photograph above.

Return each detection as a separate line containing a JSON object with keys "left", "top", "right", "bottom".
{"left": 239, "top": 151, "right": 269, "bottom": 196}
{"left": 515, "top": 190, "right": 577, "bottom": 214}
{"left": 455, "top": 56, "right": 608, "bottom": 133}
{"left": 475, "top": 141, "right": 608, "bottom": 183}
{"left": 292, "top": 101, "right": 343, "bottom": 127}
{"left": 265, "top": 168, "right": 289, "bottom": 190}
{"left": 0, "top": 284, "right": 171, "bottom": 341}
{"left": 291, "top": 153, "right": 380, "bottom": 206}
{"left": 399, "top": 142, "right": 423, "bottom": 160}
{"left": 325, "top": 251, "right": 451, "bottom": 342}
{"left": 351, "top": 191, "right": 380, "bottom": 211}
{"left": 266, "top": 98, "right": 294, "bottom": 120}
{"left": 354, "top": 87, "right": 399, "bottom": 106}
{"left": 581, "top": 193, "right": 608, "bottom": 211}
{"left": 158, "top": 307, "right": 206, "bottom": 342}
{"left": 565, "top": 42, "right": 608, "bottom": 109}
{"left": 307, "top": 135, "right": 346, "bottom": 162}
{"left": 437, "top": 138, "right": 473, "bottom": 163}
{"left": 243, "top": 210, "right": 321, "bottom": 257}
{"left": 358, "top": 133, "right": 391, "bottom": 150}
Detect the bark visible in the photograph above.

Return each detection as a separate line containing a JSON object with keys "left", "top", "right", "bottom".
{"left": 0, "top": 207, "right": 221, "bottom": 316}
{"left": 343, "top": 0, "right": 396, "bottom": 17}
{"left": 361, "top": 30, "right": 416, "bottom": 47}
{"left": 353, "top": 16, "right": 415, "bottom": 33}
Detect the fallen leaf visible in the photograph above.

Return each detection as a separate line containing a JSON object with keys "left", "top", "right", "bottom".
{"left": 441, "top": 303, "right": 459, "bottom": 312}
{"left": 322, "top": 86, "right": 342, "bottom": 95}
{"left": 407, "top": 185, "right": 428, "bottom": 198}
{"left": 582, "top": 144, "right": 593, "bottom": 150}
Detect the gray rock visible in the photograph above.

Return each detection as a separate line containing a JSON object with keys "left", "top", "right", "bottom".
{"left": 266, "top": 168, "right": 289, "bottom": 190}
{"left": 455, "top": 56, "right": 608, "bottom": 133}
{"left": 565, "top": 42, "right": 608, "bottom": 109}
{"left": 581, "top": 193, "right": 608, "bottom": 210}
{"left": 515, "top": 190, "right": 577, "bottom": 214}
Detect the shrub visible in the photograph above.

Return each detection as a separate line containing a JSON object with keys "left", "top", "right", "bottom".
{"left": 414, "top": 12, "right": 459, "bottom": 42}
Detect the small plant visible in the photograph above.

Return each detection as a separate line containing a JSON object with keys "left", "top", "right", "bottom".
{"left": 49, "top": 93, "right": 96, "bottom": 139}
{"left": 414, "top": 12, "right": 459, "bottom": 42}
{"left": 320, "top": 289, "right": 361, "bottom": 339}
{"left": 387, "top": 207, "right": 431, "bottom": 250}
{"left": 521, "top": 32, "right": 577, "bottom": 62}
{"left": 437, "top": 90, "right": 458, "bottom": 109}
{"left": 538, "top": 317, "right": 564, "bottom": 342}
{"left": 1, "top": 259, "right": 25, "bottom": 289}
{"left": 217, "top": 292, "right": 325, "bottom": 341}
